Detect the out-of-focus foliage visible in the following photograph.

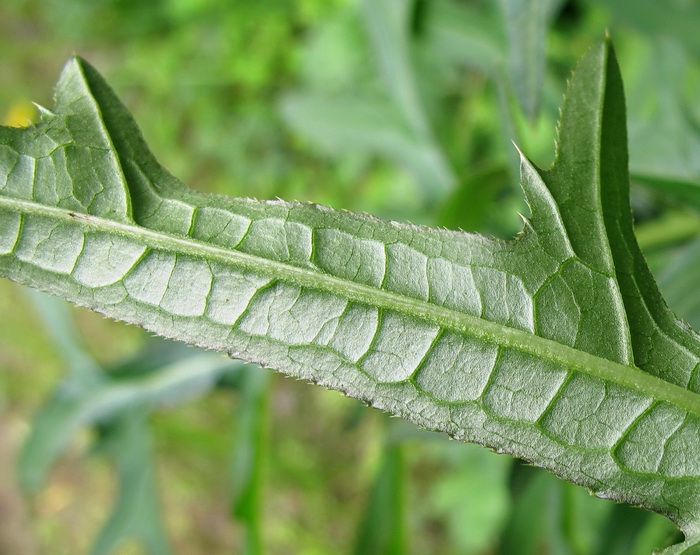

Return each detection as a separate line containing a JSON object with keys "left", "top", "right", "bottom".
{"left": 0, "top": 0, "right": 698, "bottom": 553}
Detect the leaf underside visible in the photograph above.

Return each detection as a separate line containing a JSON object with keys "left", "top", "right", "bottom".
{"left": 1, "top": 41, "right": 700, "bottom": 551}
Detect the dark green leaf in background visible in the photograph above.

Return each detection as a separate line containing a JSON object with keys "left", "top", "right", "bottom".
{"left": 354, "top": 422, "right": 407, "bottom": 555}
{"left": 230, "top": 365, "right": 271, "bottom": 555}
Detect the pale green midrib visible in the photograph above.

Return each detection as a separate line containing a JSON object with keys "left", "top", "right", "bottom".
{"left": 3, "top": 195, "right": 700, "bottom": 416}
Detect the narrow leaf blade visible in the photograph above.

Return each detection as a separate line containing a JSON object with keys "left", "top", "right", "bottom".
{"left": 1, "top": 42, "right": 700, "bottom": 551}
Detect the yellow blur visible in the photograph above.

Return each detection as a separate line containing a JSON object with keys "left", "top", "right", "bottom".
{"left": 3, "top": 99, "right": 37, "bottom": 127}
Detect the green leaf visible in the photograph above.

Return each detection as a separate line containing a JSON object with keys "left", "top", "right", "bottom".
{"left": 358, "top": 0, "right": 430, "bottom": 140}
{"left": 20, "top": 346, "right": 239, "bottom": 493}
{"left": 282, "top": 0, "right": 455, "bottom": 202}
{"left": 281, "top": 93, "right": 454, "bottom": 200}
{"left": 583, "top": 0, "right": 700, "bottom": 59}
{"left": 1, "top": 40, "right": 700, "bottom": 552}
{"left": 499, "top": 469, "right": 571, "bottom": 554}
{"left": 498, "top": 0, "right": 564, "bottom": 119}
{"left": 625, "top": 39, "right": 700, "bottom": 207}
{"left": 354, "top": 420, "right": 407, "bottom": 555}
{"left": 24, "top": 289, "right": 102, "bottom": 384}
{"left": 427, "top": 442, "right": 511, "bottom": 553}
{"left": 657, "top": 236, "right": 700, "bottom": 330}
{"left": 90, "top": 412, "right": 172, "bottom": 555}
{"left": 427, "top": 0, "right": 504, "bottom": 75}
{"left": 20, "top": 293, "right": 196, "bottom": 554}
{"left": 230, "top": 365, "right": 271, "bottom": 555}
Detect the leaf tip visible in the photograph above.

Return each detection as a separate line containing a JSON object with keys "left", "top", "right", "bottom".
{"left": 61, "top": 55, "right": 87, "bottom": 79}
{"left": 54, "top": 55, "right": 105, "bottom": 108}
{"left": 510, "top": 139, "right": 524, "bottom": 157}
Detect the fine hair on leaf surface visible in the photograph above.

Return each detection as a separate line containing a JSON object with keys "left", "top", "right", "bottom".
{"left": 1, "top": 39, "right": 700, "bottom": 553}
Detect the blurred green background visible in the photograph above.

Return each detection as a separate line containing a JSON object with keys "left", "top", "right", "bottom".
{"left": 1, "top": 0, "right": 700, "bottom": 553}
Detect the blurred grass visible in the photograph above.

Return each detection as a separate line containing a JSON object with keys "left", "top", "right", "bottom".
{"left": 1, "top": 0, "right": 699, "bottom": 553}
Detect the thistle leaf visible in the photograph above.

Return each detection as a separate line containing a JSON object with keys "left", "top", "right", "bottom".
{"left": 1, "top": 41, "right": 699, "bottom": 552}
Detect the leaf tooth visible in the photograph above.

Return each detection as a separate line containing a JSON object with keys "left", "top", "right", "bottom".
{"left": 32, "top": 102, "right": 55, "bottom": 119}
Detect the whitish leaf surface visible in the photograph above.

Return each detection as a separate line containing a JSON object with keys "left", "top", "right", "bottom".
{"left": 1, "top": 41, "right": 700, "bottom": 552}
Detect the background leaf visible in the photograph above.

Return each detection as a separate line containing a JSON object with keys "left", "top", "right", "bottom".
{"left": 499, "top": 0, "right": 566, "bottom": 119}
